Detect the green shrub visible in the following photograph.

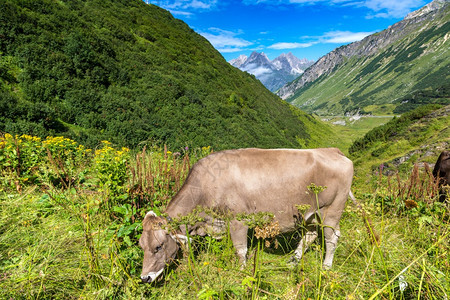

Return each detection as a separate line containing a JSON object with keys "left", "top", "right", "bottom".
{"left": 349, "top": 104, "right": 442, "bottom": 155}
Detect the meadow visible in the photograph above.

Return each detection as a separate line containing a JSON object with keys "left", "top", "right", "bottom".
{"left": 0, "top": 131, "right": 448, "bottom": 299}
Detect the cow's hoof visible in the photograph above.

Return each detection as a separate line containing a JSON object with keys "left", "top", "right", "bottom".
{"left": 287, "top": 256, "right": 299, "bottom": 266}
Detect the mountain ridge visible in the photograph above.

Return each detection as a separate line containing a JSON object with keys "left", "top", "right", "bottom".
{"left": 277, "top": 0, "right": 450, "bottom": 115}
{"left": 229, "top": 52, "right": 314, "bottom": 92}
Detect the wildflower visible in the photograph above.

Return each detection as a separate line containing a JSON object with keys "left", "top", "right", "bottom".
{"left": 254, "top": 220, "right": 280, "bottom": 240}
{"left": 399, "top": 274, "right": 408, "bottom": 292}
{"left": 405, "top": 199, "right": 418, "bottom": 208}
{"left": 296, "top": 204, "right": 311, "bottom": 215}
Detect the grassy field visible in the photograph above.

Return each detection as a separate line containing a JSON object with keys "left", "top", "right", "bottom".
{"left": 0, "top": 129, "right": 448, "bottom": 299}
{"left": 319, "top": 115, "right": 394, "bottom": 153}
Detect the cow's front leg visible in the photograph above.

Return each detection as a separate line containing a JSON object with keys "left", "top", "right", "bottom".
{"left": 230, "top": 220, "right": 248, "bottom": 266}
{"left": 322, "top": 225, "right": 340, "bottom": 270}
{"left": 291, "top": 229, "right": 318, "bottom": 264}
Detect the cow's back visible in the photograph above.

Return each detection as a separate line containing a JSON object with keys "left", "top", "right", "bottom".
{"left": 166, "top": 148, "right": 353, "bottom": 225}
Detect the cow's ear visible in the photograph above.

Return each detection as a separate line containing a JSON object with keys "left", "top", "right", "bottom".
{"left": 145, "top": 211, "right": 158, "bottom": 218}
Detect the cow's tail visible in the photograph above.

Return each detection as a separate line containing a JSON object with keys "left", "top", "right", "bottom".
{"left": 349, "top": 190, "right": 380, "bottom": 245}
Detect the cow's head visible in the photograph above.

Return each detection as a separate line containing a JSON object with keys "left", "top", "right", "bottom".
{"left": 139, "top": 211, "right": 182, "bottom": 283}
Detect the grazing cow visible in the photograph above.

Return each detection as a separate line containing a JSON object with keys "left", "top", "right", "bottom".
{"left": 139, "top": 148, "right": 354, "bottom": 283}
{"left": 433, "top": 150, "right": 450, "bottom": 201}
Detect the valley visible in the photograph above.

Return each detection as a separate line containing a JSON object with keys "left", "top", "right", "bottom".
{"left": 0, "top": 0, "right": 448, "bottom": 298}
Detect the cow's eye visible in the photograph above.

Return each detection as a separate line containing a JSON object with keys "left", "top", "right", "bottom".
{"left": 155, "top": 245, "right": 163, "bottom": 253}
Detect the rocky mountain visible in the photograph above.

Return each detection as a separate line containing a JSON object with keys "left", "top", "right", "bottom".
{"left": 229, "top": 52, "right": 314, "bottom": 92}
{"left": 277, "top": 0, "right": 450, "bottom": 115}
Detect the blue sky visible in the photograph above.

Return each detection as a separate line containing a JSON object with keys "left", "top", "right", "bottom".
{"left": 145, "top": 0, "right": 431, "bottom": 61}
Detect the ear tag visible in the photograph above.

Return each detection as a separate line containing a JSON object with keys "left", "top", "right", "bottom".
{"left": 170, "top": 234, "right": 190, "bottom": 247}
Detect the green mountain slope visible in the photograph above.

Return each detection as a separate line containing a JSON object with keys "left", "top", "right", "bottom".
{"left": 0, "top": 0, "right": 329, "bottom": 150}
{"left": 279, "top": 1, "right": 450, "bottom": 116}
{"left": 349, "top": 104, "right": 449, "bottom": 176}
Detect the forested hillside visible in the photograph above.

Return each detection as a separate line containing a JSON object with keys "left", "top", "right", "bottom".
{"left": 0, "top": 0, "right": 328, "bottom": 150}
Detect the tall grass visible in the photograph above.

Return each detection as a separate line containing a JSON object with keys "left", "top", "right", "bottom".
{"left": 0, "top": 133, "right": 448, "bottom": 299}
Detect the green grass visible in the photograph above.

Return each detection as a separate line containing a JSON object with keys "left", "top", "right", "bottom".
{"left": 1, "top": 131, "right": 448, "bottom": 299}
{"left": 1, "top": 184, "right": 448, "bottom": 299}
{"left": 320, "top": 115, "right": 394, "bottom": 153}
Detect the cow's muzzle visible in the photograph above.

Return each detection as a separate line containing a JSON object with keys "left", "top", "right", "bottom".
{"left": 141, "top": 268, "right": 164, "bottom": 283}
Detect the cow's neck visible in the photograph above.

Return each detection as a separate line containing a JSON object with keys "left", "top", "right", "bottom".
{"left": 165, "top": 202, "right": 197, "bottom": 220}
{"left": 165, "top": 195, "right": 202, "bottom": 236}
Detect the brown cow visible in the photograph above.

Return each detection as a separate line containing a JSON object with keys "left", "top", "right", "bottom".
{"left": 433, "top": 150, "right": 450, "bottom": 202}
{"left": 139, "top": 148, "right": 354, "bottom": 283}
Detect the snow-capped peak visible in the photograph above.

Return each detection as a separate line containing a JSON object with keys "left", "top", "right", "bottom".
{"left": 228, "top": 52, "right": 314, "bottom": 91}
{"left": 229, "top": 54, "right": 248, "bottom": 68}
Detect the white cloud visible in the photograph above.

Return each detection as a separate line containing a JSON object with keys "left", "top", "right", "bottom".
{"left": 187, "top": 0, "right": 217, "bottom": 9}
{"left": 267, "top": 30, "right": 372, "bottom": 51}
{"left": 243, "top": 64, "right": 273, "bottom": 77}
{"left": 168, "top": 10, "right": 193, "bottom": 17}
{"left": 200, "top": 28, "right": 253, "bottom": 52}
{"left": 362, "top": 0, "right": 426, "bottom": 18}
{"left": 288, "top": 0, "right": 325, "bottom": 4}
{"left": 157, "top": 0, "right": 218, "bottom": 10}
{"left": 320, "top": 30, "right": 375, "bottom": 43}
{"left": 268, "top": 42, "right": 316, "bottom": 49}
{"left": 148, "top": 0, "right": 219, "bottom": 16}
{"left": 241, "top": 0, "right": 426, "bottom": 18}
{"left": 218, "top": 47, "right": 249, "bottom": 53}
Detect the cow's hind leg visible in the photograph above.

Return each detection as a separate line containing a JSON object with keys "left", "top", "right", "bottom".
{"left": 290, "top": 226, "right": 318, "bottom": 264}
{"left": 320, "top": 190, "right": 346, "bottom": 270}
{"left": 230, "top": 220, "right": 249, "bottom": 265}
{"left": 322, "top": 224, "right": 341, "bottom": 269}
